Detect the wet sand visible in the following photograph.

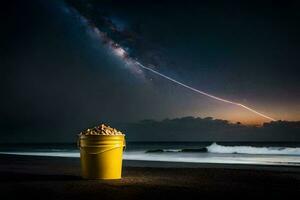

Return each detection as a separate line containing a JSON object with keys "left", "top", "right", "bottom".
{"left": 0, "top": 154, "right": 300, "bottom": 199}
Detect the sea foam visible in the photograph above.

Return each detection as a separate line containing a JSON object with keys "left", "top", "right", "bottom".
{"left": 207, "top": 143, "right": 300, "bottom": 155}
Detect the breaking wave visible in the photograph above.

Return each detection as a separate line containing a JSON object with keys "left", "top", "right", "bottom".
{"left": 207, "top": 143, "right": 300, "bottom": 155}
{"left": 146, "top": 143, "right": 300, "bottom": 155}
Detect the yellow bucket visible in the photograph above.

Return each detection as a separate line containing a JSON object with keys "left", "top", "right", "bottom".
{"left": 78, "top": 134, "right": 126, "bottom": 179}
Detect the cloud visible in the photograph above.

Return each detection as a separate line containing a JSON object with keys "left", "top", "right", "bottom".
{"left": 114, "top": 117, "right": 300, "bottom": 141}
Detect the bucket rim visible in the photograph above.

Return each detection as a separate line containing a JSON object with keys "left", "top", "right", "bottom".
{"left": 78, "top": 134, "right": 125, "bottom": 137}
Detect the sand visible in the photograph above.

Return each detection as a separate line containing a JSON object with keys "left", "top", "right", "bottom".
{"left": 0, "top": 154, "right": 300, "bottom": 199}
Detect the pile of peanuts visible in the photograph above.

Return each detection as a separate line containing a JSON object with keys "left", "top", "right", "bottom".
{"left": 80, "top": 124, "right": 123, "bottom": 135}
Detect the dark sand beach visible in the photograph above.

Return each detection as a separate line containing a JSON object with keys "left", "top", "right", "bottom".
{"left": 0, "top": 154, "right": 300, "bottom": 199}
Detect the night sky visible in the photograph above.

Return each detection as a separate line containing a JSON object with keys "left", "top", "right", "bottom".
{"left": 1, "top": 0, "right": 300, "bottom": 142}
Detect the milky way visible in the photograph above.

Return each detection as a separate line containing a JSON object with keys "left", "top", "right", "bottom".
{"left": 67, "top": 5, "right": 276, "bottom": 122}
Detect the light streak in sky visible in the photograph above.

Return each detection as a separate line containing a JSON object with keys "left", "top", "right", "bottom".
{"left": 135, "top": 62, "right": 275, "bottom": 121}
{"left": 72, "top": 8, "right": 275, "bottom": 122}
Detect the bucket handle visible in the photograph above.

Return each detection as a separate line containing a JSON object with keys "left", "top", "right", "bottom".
{"left": 123, "top": 138, "right": 126, "bottom": 150}
{"left": 77, "top": 138, "right": 80, "bottom": 148}
{"left": 80, "top": 144, "right": 123, "bottom": 154}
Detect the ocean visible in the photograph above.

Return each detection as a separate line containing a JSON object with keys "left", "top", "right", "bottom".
{"left": 1, "top": 142, "right": 300, "bottom": 166}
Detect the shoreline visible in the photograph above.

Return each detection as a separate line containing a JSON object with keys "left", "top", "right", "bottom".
{"left": 1, "top": 152, "right": 300, "bottom": 169}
